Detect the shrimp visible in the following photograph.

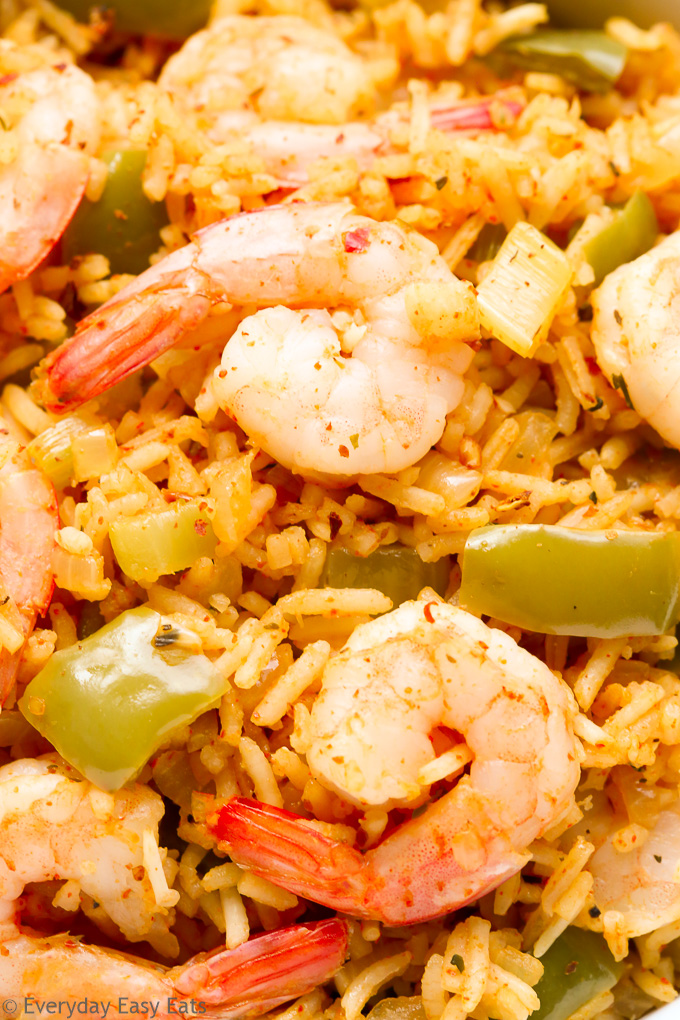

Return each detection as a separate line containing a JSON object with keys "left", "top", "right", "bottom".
{"left": 0, "top": 44, "right": 100, "bottom": 293}
{"left": 0, "top": 754, "right": 177, "bottom": 951}
{"left": 230, "top": 99, "right": 523, "bottom": 188}
{"left": 2, "top": 921, "right": 349, "bottom": 1016}
{"left": 210, "top": 600, "right": 581, "bottom": 925}
{"left": 0, "top": 433, "right": 57, "bottom": 704}
{"left": 42, "top": 202, "right": 479, "bottom": 477}
{"left": 589, "top": 800, "right": 680, "bottom": 939}
{"left": 591, "top": 229, "right": 680, "bottom": 449}
{"left": 158, "top": 15, "right": 378, "bottom": 129}
{"left": 0, "top": 755, "right": 349, "bottom": 1014}
{"left": 158, "top": 16, "right": 523, "bottom": 188}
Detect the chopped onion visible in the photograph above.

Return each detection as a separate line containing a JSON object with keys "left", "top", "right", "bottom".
{"left": 476, "top": 222, "right": 573, "bottom": 356}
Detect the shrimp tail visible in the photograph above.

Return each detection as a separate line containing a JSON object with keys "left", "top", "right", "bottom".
{"left": 211, "top": 799, "right": 376, "bottom": 918}
{"left": 42, "top": 276, "right": 213, "bottom": 413}
{"left": 174, "top": 919, "right": 350, "bottom": 1015}
{"left": 430, "top": 98, "right": 523, "bottom": 132}
{"left": 0, "top": 145, "right": 89, "bottom": 295}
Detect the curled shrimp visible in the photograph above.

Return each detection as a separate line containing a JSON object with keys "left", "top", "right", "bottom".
{"left": 158, "top": 15, "right": 378, "bottom": 129}
{"left": 0, "top": 756, "right": 349, "bottom": 1013}
{"left": 0, "top": 43, "right": 99, "bottom": 293}
{"left": 158, "top": 15, "right": 523, "bottom": 188}
{"left": 0, "top": 432, "right": 57, "bottom": 704}
{"left": 591, "top": 229, "right": 680, "bottom": 448}
{"left": 42, "top": 202, "right": 479, "bottom": 476}
{"left": 210, "top": 600, "right": 581, "bottom": 925}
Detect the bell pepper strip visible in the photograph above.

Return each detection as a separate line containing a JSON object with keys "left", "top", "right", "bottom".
{"left": 320, "top": 545, "right": 450, "bottom": 605}
{"left": 54, "top": 0, "right": 211, "bottom": 39}
{"left": 583, "top": 191, "right": 658, "bottom": 287}
{"left": 19, "top": 606, "right": 227, "bottom": 791}
{"left": 497, "top": 31, "right": 628, "bottom": 93}
{"left": 459, "top": 524, "right": 680, "bottom": 637}
{"left": 532, "top": 928, "right": 625, "bottom": 1020}
{"left": 109, "top": 499, "right": 217, "bottom": 583}
{"left": 62, "top": 150, "right": 169, "bottom": 277}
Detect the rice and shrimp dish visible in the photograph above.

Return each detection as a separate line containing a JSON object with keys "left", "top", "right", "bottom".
{"left": 4, "top": 0, "right": 680, "bottom": 1015}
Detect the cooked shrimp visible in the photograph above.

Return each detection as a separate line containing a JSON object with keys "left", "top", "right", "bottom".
{"left": 0, "top": 433, "right": 57, "bottom": 704}
{"left": 591, "top": 229, "right": 680, "bottom": 449}
{"left": 43, "top": 202, "right": 479, "bottom": 476}
{"left": 233, "top": 98, "right": 523, "bottom": 188}
{"left": 158, "top": 15, "right": 377, "bottom": 128}
{"left": 158, "top": 15, "right": 522, "bottom": 187}
{"left": 0, "top": 44, "right": 99, "bottom": 293}
{"left": 0, "top": 755, "right": 349, "bottom": 1014}
{"left": 0, "top": 754, "right": 176, "bottom": 951}
{"left": 589, "top": 801, "right": 680, "bottom": 938}
{"left": 210, "top": 600, "right": 581, "bottom": 925}
{"left": 2, "top": 918, "right": 348, "bottom": 1015}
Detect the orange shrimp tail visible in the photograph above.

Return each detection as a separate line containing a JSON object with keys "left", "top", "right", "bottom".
{"left": 174, "top": 919, "right": 349, "bottom": 1015}
{"left": 211, "top": 799, "right": 378, "bottom": 919}
{"left": 42, "top": 281, "right": 213, "bottom": 414}
{"left": 0, "top": 145, "right": 89, "bottom": 295}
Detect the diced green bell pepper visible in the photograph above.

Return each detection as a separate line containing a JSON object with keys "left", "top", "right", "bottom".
{"left": 109, "top": 500, "right": 218, "bottom": 583}
{"left": 320, "top": 545, "right": 450, "bottom": 605}
{"left": 459, "top": 524, "right": 680, "bottom": 637}
{"left": 532, "top": 928, "right": 624, "bottom": 1020}
{"left": 54, "top": 0, "right": 211, "bottom": 40}
{"left": 583, "top": 192, "right": 658, "bottom": 287}
{"left": 497, "top": 31, "right": 627, "bottom": 93}
{"left": 19, "top": 606, "right": 227, "bottom": 791}
{"left": 62, "top": 151, "right": 169, "bottom": 277}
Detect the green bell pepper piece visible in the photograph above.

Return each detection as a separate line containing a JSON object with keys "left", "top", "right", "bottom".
{"left": 497, "top": 31, "right": 627, "bottom": 93}
{"left": 532, "top": 928, "right": 624, "bottom": 1020}
{"left": 468, "top": 223, "right": 507, "bottom": 263}
{"left": 459, "top": 524, "right": 680, "bottom": 637}
{"left": 19, "top": 606, "right": 227, "bottom": 791}
{"left": 109, "top": 500, "right": 218, "bottom": 583}
{"left": 321, "top": 545, "right": 450, "bottom": 605}
{"left": 583, "top": 191, "right": 658, "bottom": 287}
{"left": 62, "top": 151, "right": 169, "bottom": 277}
{"left": 54, "top": 0, "right": 211, "bottom": 40}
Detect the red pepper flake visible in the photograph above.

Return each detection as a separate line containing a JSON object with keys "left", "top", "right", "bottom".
{"left": 194, "top": 518, "right": 208, "bottom": 537}
{"left": 338, "top": 445, "right": 350, "bottom": 458}
{"left": 424, "top": 602, "right": 436, "bottom": 623}
{"left": 343, "top": 227, "right": 370, "bottom": 253}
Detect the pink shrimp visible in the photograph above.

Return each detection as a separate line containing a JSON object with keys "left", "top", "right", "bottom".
{"left": 0, "top": 437, "right": 58, "bottom": 703}
{"left": 1, "top": 920, "right": 349, "bottom": 1015}
{"left": 208, "top": 601, "right": 581, "bottom": 926}
{"left": 230, "top": 97, "right": 523, "bottom": 188}
{"left": 0, "top": 46, "right": 100, "bottom": 293}
{"left": 41, "top": 202, "right": 479, "bottom": 477}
